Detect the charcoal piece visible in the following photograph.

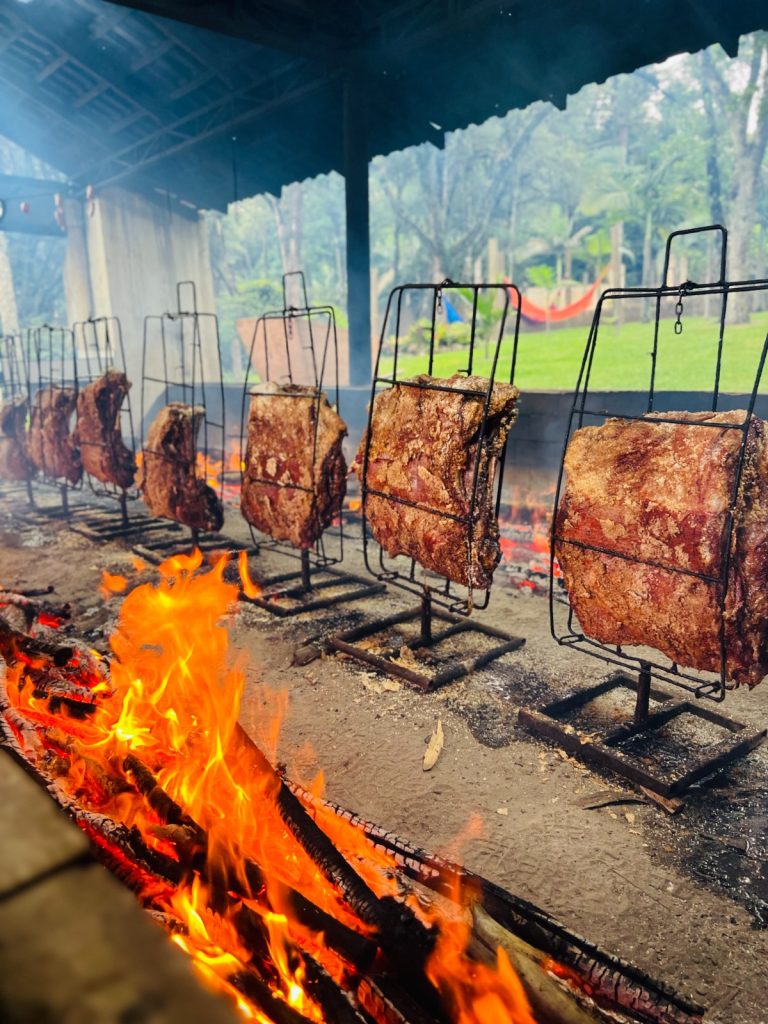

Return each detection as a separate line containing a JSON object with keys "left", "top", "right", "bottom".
{"left": 353, "top": 374, "right": 520, "bottom": 589}
{"left": 0, "top": 396, "right": 33, "bottom": 481}
{"left": 137, "top": 402, "right": 223, "bottom": 532}
{"left": 27, "top": 387, "right": 82, "bottom": 485}
{"left": 241, "top": 383, "right": 347, "bottom": 549}
{"left": 75, "top": 368, "right": 136, "bottom": 490}
{"left": 555, "top": 410, "right": 768, "bottom": 687}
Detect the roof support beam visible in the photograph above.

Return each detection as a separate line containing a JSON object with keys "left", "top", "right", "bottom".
{"left": 129, "top": 38, "right": 174, "bottom": 72}
{"left": 91, "top": 68, "right": 341, "bottom": 189}
{"left": 73, "top": 81, "right": 109, "bottom": 109}
{"left": 35, "top": 53, "right": 69, "bottom": 83}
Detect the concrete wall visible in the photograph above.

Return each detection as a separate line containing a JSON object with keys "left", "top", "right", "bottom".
{"left": 64, "top": 187, "right": 217, "bottom": 419}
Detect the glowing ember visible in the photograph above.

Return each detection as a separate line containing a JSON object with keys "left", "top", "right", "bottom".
{"left": 0, "top": 553, "right": 561, "bottom": 1022}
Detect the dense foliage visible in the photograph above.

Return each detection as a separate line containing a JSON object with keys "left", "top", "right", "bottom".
{"left": 3, "top": 32, "right": 768, "bottom": 354}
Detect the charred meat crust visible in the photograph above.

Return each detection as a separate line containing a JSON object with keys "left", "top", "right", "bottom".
{"left": 241, "top": 383, "right": 348, "bottom": 550}
{"left": 0, "top": 396, "right": 33, "bottom": 482}
{"left": 28, "top": 387, "right": 82, "bottom": 485}
{"left": 74, "top": 369, "right": 136, "bottom": 491}
{"left": 353, "top": 374, "right": 520, "bottom": 590}
{"left": 556, "top": 410, "right": 768, "bottom": 687}
{"left": 137, "top": 402, "right": 223, "bottom": 532}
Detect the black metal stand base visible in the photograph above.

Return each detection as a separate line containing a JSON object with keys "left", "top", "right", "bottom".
{"left": 519, "top": 670, "right": 767, "bottom": 799}
{"left": 0, "top": 481, "right": 36, "bottom": 508}
{"left": 70, "top": 510, "right": 170, "bottom": 543}
{"left": 238, "top": 550, "right": 384, "bottom": 617}
{"left": 15, "top": 497, "right": 102, "bottom": 525}
{"left": 328, "top": 591, "right": 525, "bottom": 692}
{"left": 132, "top": 530, "right": 258, "bottom": 565}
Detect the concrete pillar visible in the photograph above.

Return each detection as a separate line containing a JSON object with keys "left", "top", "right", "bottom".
{"left": 343, "top": 73, "right": 372, "bottom": 388}
{"left": 0, "top": 233, "right": 19, "bottom": 336}
{"left": 62, "top": 197, "right": 94, "bottom": 328}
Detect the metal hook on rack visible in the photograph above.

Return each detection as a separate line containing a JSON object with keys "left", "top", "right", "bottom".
{"left": 673, "top": 280, "right": 697, "bottom": 336}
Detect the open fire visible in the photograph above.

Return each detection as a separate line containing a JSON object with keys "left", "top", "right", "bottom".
{"left": 0, "top": 553, "right": 701, "bottom": 1024}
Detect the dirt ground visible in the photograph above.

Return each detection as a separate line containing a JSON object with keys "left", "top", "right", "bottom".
{"left": 1, "top": 491, "right": 767, "bottom": 1024}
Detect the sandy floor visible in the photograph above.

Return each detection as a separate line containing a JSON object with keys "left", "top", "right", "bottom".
{"left": 1, "top": 494, "right": 767, "bottom": 1024}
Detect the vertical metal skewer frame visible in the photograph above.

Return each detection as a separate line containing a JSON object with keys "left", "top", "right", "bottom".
{"left": 519, "top": 226, "right": 768, "bottom": 798}
{"left": 238, "top": 271, "right": 384, "bottom": 616}
{"left": 66, "top": 315, "right": 140, "bottom": 539}
{"left": 329, "top": 280, "right": 526, "bottom": 691}
{"left": 134, "top": 281, "right": 233, "bottom": 562}
{"left": 26, "top": 323, "right": 83, "bottom": 518}
{"left": 0, "top": 332, "right": 35, "bottom": 507}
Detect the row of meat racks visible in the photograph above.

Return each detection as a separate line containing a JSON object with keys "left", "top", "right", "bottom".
{"left": 2, "top": 234, "right": 768, "bottom": 804}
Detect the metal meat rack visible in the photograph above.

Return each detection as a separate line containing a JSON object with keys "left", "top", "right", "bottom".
{"left": 0, "top": 331, "right": 34, "bottom": 507}
{"left": 329, "top": 279, "right": 526, "bottom": 691}
{"left": 133, "top": 280, "right": 250, "bottom": 562}
{"left": 25, "top": 323, "right": 83, "bottom": 518}
{"left": 238, "top": 271, "right": 383, "bottom": 616}
{"left": 61, "top": 315, "right": 141, "bottom": 542}
{"left": 520, "top": 225, "right": 768, "bottom": 801}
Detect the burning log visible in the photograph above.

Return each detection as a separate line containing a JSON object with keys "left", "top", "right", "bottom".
{"left": 357, "top": 975, "right": 444, "bottom": 1024}
{"left": 285, "top": 781, "right": 704, "bottom": 1024}
{"left": 0, "top": 588, "right": 71, "bottom": 631}
{"left": 234, "top": 724, "right": 438, "bottom": 979}
{"left": 229, "top": 970, "right": 321, "bottom": 1024}
{"left": 0, "top": 553, "right": 705, "bottom": 1024}
{"left": 0, "top": 618, "right": 75, "bottom": 669}
{"left": 124, "top": 753, "right": 203, "bottom": 839}
{"left": 471, "top": 905, "right": 604, "bottom": 1024}
{"left": 120, "top": 751, "right": 379, "bottom": 974}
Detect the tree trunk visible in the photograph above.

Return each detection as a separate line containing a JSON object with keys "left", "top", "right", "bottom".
{"left": 268, "top": 183, "right": 304, "bottom": 298}
{"left": 700, "top": 36, "right": 768, "bottom": 322}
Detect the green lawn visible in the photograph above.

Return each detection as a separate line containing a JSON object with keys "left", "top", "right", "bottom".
{"left": 379, "top": 311, "right": 768, "bottom": 392}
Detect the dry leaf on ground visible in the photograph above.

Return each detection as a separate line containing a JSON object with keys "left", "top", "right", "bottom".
{"left": 423, "top": 719, "right": 444, "bottom": 771}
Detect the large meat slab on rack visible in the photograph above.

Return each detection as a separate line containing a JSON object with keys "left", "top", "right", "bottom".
{"left": 555, "top": 410, "right": 768, "bottom": 687}
{"left": 241, "top": 382, "right": 347, "bottom": 549}
{"left": 137, "top": 402, "right": 223, "bottom": 532}
{"left": 0, "top": 397, "right": 33, "bottom": 481}
{"left": 27, "top": 387, "right": 82, "bottom": 485}
{"left": 354, "top": 373, "right": 520, "bottom": 589}
{"left": 75, "top": 369, "right": 136, "bottom": 490}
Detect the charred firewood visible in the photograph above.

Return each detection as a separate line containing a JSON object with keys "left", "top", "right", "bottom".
{"left": 469, "top": 905, "right": 608, "bottom": 1024}
{"left": 0, "top": 688, "right": 181, "bottom": 888}
{"left": 301, "top": 954, "right": 372, "bottom": 1024}
{"left": 228, "top": 970, "right": 318, "bottom": 1024}
{"left": 287, "top": 782, "right": 704, "bottom": 1024}
{"left": 124, "top": 753, "right": 204, "bottom": 840}
{"left": 0, "top": 590, "right": 71, "bottom": 630}
{"left": 235, "top": 725, "right": 437, "bottom": 970}
{"left": 0, "top": 617, "right": 75, "bottom": 669}
{"left": 357, "top": 975, "right": 444, "bottom": 1024}
{"left": 122, "top": 753, "right": 377, "bottom": 972}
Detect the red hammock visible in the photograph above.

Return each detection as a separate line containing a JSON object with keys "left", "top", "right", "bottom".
{"left": 505, "top": 267, "right": 609, "bottom": 324}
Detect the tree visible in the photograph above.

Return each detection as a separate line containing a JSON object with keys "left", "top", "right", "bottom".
{"left": 700, "top": 34, "right": 768, "bottom": 317}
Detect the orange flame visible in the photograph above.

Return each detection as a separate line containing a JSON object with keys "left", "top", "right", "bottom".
{"left": 3, "top": 554, "right": 548, "bottom": 1022}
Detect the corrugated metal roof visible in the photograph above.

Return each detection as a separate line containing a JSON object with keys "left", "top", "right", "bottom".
{"left": 0, "top": 0, "right": 765, "bottom": 210}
